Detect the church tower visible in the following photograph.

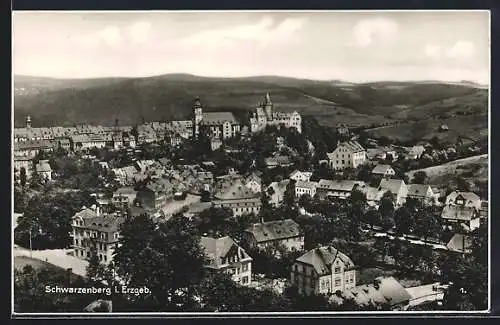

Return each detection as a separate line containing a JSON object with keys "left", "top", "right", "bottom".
{"left": 193, "top": 96, "right": 203, "bottom": 138}
{"left": 264, "top": 93, "right": 273, "bottom": 120}
{"left": 26, "top": 115, "right": 32, "bottom": 129}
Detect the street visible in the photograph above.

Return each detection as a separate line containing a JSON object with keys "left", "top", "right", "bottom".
{"left": 14, "top": 246, "right": 88, "bottom": 277}
{"left": 405, "top": 283, "right": 446, "bottom": 308}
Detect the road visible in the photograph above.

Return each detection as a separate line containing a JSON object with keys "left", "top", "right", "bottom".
{"left": 405, "top": 283, "right": 446, "bottom": 308}
{"left": 373, "top": 232, "right": 448, "bottom": 250}
{"left": 161, "top": 193, "right": 201, "bottom": 216}
{"left": 14, "top": 246, "right": 88, "bottom": 277}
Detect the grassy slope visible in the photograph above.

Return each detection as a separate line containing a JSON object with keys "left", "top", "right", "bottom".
{"left": 13, "top": 75, "right": 488, "bottom": 144}
{"left": 406, "top": 154, "right": 488, "bottom": 186}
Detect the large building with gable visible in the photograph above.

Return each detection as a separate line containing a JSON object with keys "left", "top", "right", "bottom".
{"left": 249, "top": 93, "right": 302, "bottom": 134}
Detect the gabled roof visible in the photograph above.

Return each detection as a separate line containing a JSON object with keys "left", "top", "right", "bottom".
{"left": 441, "top": 205, "right": 478, "bottom": 221}
{"left": 407, "top": 184, "right": 433, "bottom": 198}
{"left": 289, "top": 170, "right": 313, "bottom": 180}
{"left": 35, "top": 160, "right": 52, "bottom": 173}
{"left": 446, "top": 191, "right": 480, "bottom": 204}
{"left": 317, "top": 179, "right": 364, "bottom": 192}
{"left": 200, "top": 236, "right": 251, "bottom": 268}
{"left": 372, "top": 164, "right": 394, "bottom": 175}
{"left": 447, "top": 233, "right": 473, "bottom": 253}
{"left": 336, "top": 141, "right": 365, "bottom": 153}
{"left": 246, "top": 219, "right": 301, "bottom": 243}
{"left": 114, "top": 187, "right": 137, "bottom": 196}
{"left": 80, "top": 214, "right": 125, "bottom": 233}
{"left": 379, "top": 178, "right": 406, "bottom": 196}
{"left": 202, "top": 112, "right": 237, "bottom": 125}
{"left": 295, "top": 180, "right": 318, "bottom": 190}
{"left": 296, "top": 246, "right": 355, "bottom": 276}
{"left": 72, "top": 208, "right": 98, "bottom": 220}
{"left": 375, "top": 277, "right": 412, "bottom": 306}
{"left": 214, "top": 178, "right": 258, "bottom": 200}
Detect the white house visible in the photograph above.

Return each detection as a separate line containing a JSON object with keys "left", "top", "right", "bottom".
{"left": 378, "top": 178, "right": 408, "bottom": 206}
{"left": 244, "top": 173, "right": 262, "bottom": 194}
{"left": 35, "top": 160, "right": 52, "bottom": 181}
{"left": 441, "top": 205, "right": 480, "bottom": 231}
{"left": 327, "top": 141, "right": 366, "bottom": 170}
{"left": 445, "top": 191, "right": 481, "bottom": 210}
{"left": 289, "top": 170, "right": 313, "bottom": 182}
{"left": 200, "top": 236, "right": 253, "bottom": 286}
{"left": 371, "top": 164, "right": 396, "bottom": 177}
{"left": 291, "top": 246, "right": 356, "bottom": 296}
{"left": 295, "top": 180, "right": 318, "bottom": 198}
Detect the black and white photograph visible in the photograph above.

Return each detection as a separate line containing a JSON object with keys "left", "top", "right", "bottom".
{"left": 12, "top": 10, "right": 490, "bottom": 315}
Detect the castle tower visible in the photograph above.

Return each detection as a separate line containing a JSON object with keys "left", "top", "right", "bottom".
{"left": 26, "top": 115, "right": 31, "bottom": 129}
{"left": 193, "top": 96, "right": 203, "bottom": 138}
{"left": 264, "top": 93, "right": 273, "bottom": 120}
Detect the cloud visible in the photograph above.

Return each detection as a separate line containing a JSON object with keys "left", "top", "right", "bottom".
{"left": 352, "top": 17, "right": 399, "bottom": 47}
{"left": 425, "top": 44, "right": 441, "bottom": 58}
{"left": 97, "top": 26, "right": 122, "bottom": 47}
{"left": 446, "top": 40, "right": 476, "bottom": 59}
{"left": 128, "top": 21, "right": 151, "bottom": 44}
{"left": 181, "top": 16, "right": 306, "bottom": 50}
{"left": 425, "top": 40, "right": 476, "bottom": 60}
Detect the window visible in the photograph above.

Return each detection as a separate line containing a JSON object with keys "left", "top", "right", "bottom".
{"left": 321, "top": 279, "right": 326, "bottom": 289}
{"left": 242, "top": 263, "right": 248, "bottom": 272}
{"left": 335, "top": 278, "right": 341, "bottom": 286}
{"left": 242, "top": 276, "right": 249, "bottom": 284}
{"left": 334, "top": 266, "right": 341, "bottom": 274}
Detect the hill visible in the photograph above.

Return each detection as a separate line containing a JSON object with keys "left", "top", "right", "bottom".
{"left": 13, "top": 74, "right": 488, "bottom": 144}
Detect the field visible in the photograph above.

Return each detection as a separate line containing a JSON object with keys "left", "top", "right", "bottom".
{"left": 14, "top": 75, "right": 487, "bottom": 139}
{"left": 406, "top": 154, "right": 488, "bottom": 186}
{"left": 365, "top": 113, "right": 488, "bottom": 145}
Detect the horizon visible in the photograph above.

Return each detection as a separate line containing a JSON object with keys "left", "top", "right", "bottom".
{"left": 13, "top": 11, "right": 490, "bottom": 84}
{"left": 13, "top": 72, "right": 488, "bottom": 86}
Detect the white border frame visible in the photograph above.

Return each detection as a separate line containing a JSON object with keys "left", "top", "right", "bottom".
{"left": 10, "top": 9, "right": 492, "bottom": 317}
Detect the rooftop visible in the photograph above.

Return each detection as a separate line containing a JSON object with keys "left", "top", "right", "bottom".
{"left": 246, "top": 219, "right": 301, "bottom": 243}
{"left": 296, "top": 246, "right": 355, "bottom": 276}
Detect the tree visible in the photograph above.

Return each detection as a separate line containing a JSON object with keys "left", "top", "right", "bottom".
{"left": 378, "top": 191, "right": 395, "bottom": 231}
{"left": 20, "top": 167, "right": 27, "bottom": 187}
{"left": 113, "top": 214, "right": 207, "bottom": 310}
{"left": 412, "top": 171, "right": 427, "bottom": 184}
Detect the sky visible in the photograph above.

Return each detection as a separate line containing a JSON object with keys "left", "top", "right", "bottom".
{"left": 12, "top": 11, "right": 490, "bottom": 84}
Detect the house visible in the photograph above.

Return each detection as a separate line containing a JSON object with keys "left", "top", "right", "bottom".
{"left": 193, "top": 97, "right": 241, "bottom": 140}
{"left": 13, "top": 155, "right": 34, "bottom": 181}
{"left": 289, "top": 170, "right": 313, "bottom": 182}
{"left": 327, "top": 141, "right": 366, "bottom": 170}
{"left": 266, "top": 180, "right": 290, "bottom": 207}
{"left": 135, "top": 160, "right": 156, "bottom": 173}
{"left": 71, "top": 134, "right": 109, "bottom": 151}
{"left": 200, "top": 236, "right": 253, "bottom": 286}
{"left": 316, "top": 180, "right": 365, "bottom": 200}
{"left": 295, "top": 180, "right": 318, "bottom": 198}
{"left": 360, "top": 185, "right": 386, "bottom": 208}
{"left": 406, "top": 145, "right": 425, "bottom": 160}
{"left": 137, "top": 180, "right": 174, "bottom": 211}
{"left": 341, "top": 277, "right": 411, "bottom": 311}
{"left": 243, "top": 219, "right": 304, "bottom": 252}
{"left": 446, "top": 233, "right": 473, "bottom": 254}
{"left": 265, "top": 155, "right": 293, "bottom": 168}
{"left": 71, "top": 208, "right": 125, "bottom": 264}
{"left": 35, "top": 160, "right": 52, "bottom": 181}
{"left": 445, "top": 191, "right": 481, "bottom": 210}
{"left": 406, "top": 184, "right": 436, "bottom": 205}
{"left": 213, "top": 178, "right": 261, "bottom": 216}
{"left": 244, "top": 173, "right": 262, "bottom": 194}
{"left": 13, "top": 139, "right": 53, "bottom": 157}
{"left": 184, "top": 201, "right": 213, "bottom": 219}
{"left": 112, "top": 187, "right": 138, "bottom": 208}
{"left": 371, "top": 165, "right": 396, "bottom": 177}
{"left": 441, "top": 205, "right": 480, "bottom": 231}
{"left": 378, "top": 178, "right": 408, "bottom": 206}
{"left": 291, "top": 246, "right": 356, "bottom": 296}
